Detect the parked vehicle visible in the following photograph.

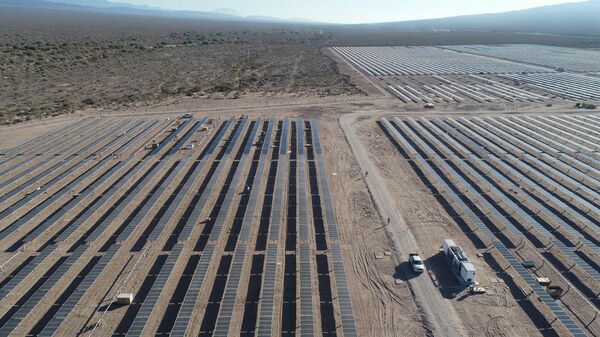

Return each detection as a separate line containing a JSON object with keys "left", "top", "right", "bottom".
{"left": 409, "top": 253, "right": 425, "bottom": 273}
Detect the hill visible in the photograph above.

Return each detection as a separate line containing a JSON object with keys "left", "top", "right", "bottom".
{"left": 370, "top": 1, "right": 600, "bottom": 36}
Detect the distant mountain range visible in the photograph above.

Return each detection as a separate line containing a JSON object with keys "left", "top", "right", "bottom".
{"left": 371, "top": 0, "right": 600, "bottom": 36}
{"left": 0, "top": 0, "right": 317, "bottom": 23}
{"left": 1, "top": 0, "right": 599, "bottom": 36}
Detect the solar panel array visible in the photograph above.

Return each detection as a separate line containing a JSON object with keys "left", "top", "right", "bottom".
{"left": 0, "top": 119, "right": 163, "bottom": 243}
{"left": 267, "top": 118, "right": 288, "bottom": 242}
{"left": 0, "top": 118, "right": 128, "bottom": 187}
{"left": 213, "top": 245, "right": 247, "bottom": 336}
{"left": 169, "top": 245, "right": 215, "bottom": 337}
{"left": 333, "top": 46, "right": 547, "bottom": 76}
{"left": 207, "top": 119, "right": 261, "bottom": 243}
{"left": 168, "top": 117, "right": 207, "bottom": 155}
{"left": 414, "top": 118, "right": 600, "bottom": 283}
{"left": 146, "top": 118, "right": 234, "bottom": 242}
{"left": 36, "top": 244, "right": 119, "bottom": 337}
{"left": 381, "top": 114, "right": 600, "bottom": 337}
{"left": 125, "top": 244, "right": 184, "bottom": 337}
{"left": 177, "top": 117, "right": 247, "bottom": 242}
{"left": 0, "top": 116, "right": 358, "bottom": 337}
{"left": 299, "top": 244, "right": 314, "bottom": 337}
{"left": 148, "top": 118, "right": 194, "bottom": 155}
{"left": 499, "top": 73, "right": 600, "bottom": 99}
{"left": 386, "top": 75, "right": 547, "bottom": 104}
{"left": 0, "top": 118, "right": 87, "bottom": 157}
{"left": 0, "top": 245, "right": 88, "bottom": 336}
{"left": 444, "top": 44, "right": 600, "bottom": 72}
{"left": 240, "top": 118, "right": 276, "bottom": 242}
{"left": 255, "top": 244, "right": 278, "bottom": 336}
{"left": 297, "top": 117, "right": 309, "bottom": 242}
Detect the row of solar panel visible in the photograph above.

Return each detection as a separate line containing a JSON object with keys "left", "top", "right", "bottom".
{"left": 0, "top": 118, "right": 130, "bottom": 189}
{"left": 178, "top": 118, "right": 246, "bottom": 242}
{"left": 0, "top": 119, "right": 164, "bottom": 244}
{"left": 0, "top": 117, "right": 100, "bottom": 168}
{"left": 0, "top": 118, "right": 93, "bottom": 158}
{"left": 0, "top": 118, "right": 135, "bottom": 207}
{"left": 125, "top": 119, "right": 242, "bottom": 336}
{"left": 493, "top": 116, "right": 600, "bottom": 179}
{"left": 0, "top": 118, "right": 220, "bottom": 336}
{"left": 412, "top": 117, "right": 600, "bottom": 286}
{"left": 382, "top": 116, "right": 588, "bottom": 337}
{"left": 462, "top": 118, "right": 600, "bottom": 229}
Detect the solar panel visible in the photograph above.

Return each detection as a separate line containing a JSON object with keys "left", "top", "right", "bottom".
{"left": 383, "top": 117, "right": 494, "bottom": 239}
{"left": 421, "top": 119, "right": 600, "bottom": 282}
{"left": 297, "top": 118, "right": 309, "bottom": 243}
{"left": 495, "top": 117, "right": 600, "bottom": 183}
{"left": 85, "top": 157, "right": 174, "bottom": 242}
{"left": 309, "top": 118, "right": 339, "bottom": 242}
{"left": 484, "top": 118, "right": 600, "bottom": 198}
{"left": 0, "top": 120, "right": 163, "bottom": 243}
{"left": 382, "top": 116, "right": 588, "bottom": 337}
{"left": 299, "top": 244, "right": 314, "bottom": 337}
{"left": 36, "top": 245, "right": 120, "bottom": 337}
{"left": 22, "top": 126, "right": 154, "bottom": 244}
{"left": 256, "top": 244, "right": 278, "bottom": 337}
{"left": 407, "top": 118, "right": 527, "bottom": 238}
{"left": 208, "top": 118, "right": 260, "bottom": 243}
{"left": 213, "top": 245, "right": 248, "bottom": 336}
{"left": 116, "top": 157, "right": 190, "bottom": 243}
{"left": 125, "top": 244, "right": 184, "bottom": 337}
{"left": 168, "top": 245, "right": 215, "bottom": 337}
{"left": 7, "top": 117, "right": 99, "bottom": 158}
{"left": 429, "top": 118, "right": 600, "bottom": 283}
{"left": 0, "top": 118, "right": 88, "bottom": 158}
{"left": 0, "top": 118, "right": 118, "bottom": 192}
{"left": 493, "top": 242, "right": 587, "bottom": 337}
{"left": 0, "top": 159, "right": 99, "bottom": 239}
{"left": 465, "top": 118, "right": 600, "bottom": 222}
{"left": 0, "top": 245, "right": 56, "bottom": 296}
{"left": 535, "top": 116, "right": 599, "bottom": 151}
{"left": 267, "top": 119, "right": 286, "bottom": 242}
{"left": 148, "top": 118, "right": 194, "bottom": 156}
{"left": 443, "top": 118, "right": 600, "bottom": 235}
{"left": 240, "top": 119, "right": 275, "bottom": 241}
{"left": 146, "top": 119, "right": 234, "bottom": 242}
{"left": 176, "top": 118, "right": 248, "bottom": 242}
{"left": 329, "top": 244, "right": 357, "bottom": 337}
{"left": 169, "top": 117, "right": 208, "bottom": 155}
{"left": 0, "top": 245, "right": 87, "bottom": 335}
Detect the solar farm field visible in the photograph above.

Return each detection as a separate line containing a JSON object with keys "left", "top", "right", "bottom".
{"left": 331, "top": 45, "right": 600, "bottom": 107}
{"left": 443, "top": 45, "right": 600, "bottom": 73}
{"left": 0, "top": 116, "right": 360, "bottom": 337}
{"left": 359, "top": 113, "right": 600, "bottom": 337}
{"left": 331, "top": 46, "right": 548, "bottom": 76}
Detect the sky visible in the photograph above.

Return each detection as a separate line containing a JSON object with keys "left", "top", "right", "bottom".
{"left": 117, "top": 0, "right": 586, "bottom": 23}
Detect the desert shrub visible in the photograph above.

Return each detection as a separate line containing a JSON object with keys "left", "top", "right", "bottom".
{"left": 212, "top": 82, "right": 232, "bottom": 92}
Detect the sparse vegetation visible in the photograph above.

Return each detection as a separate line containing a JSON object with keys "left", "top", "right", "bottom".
{"left": 0, "top": 10, "right": 362, "bottom": 123}
{"left": 1, "top": 8, "right": 599, "bottom": 124}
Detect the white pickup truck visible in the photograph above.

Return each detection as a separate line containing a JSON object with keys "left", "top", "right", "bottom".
{"left": 409, "top": 253, "right": 425, "bottom": 273}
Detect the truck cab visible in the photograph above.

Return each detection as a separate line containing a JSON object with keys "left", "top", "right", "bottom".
{"left": 409, "top": 253, "right": 425, "bottom": 273}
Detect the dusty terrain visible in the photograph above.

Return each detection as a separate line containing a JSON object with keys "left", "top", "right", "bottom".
{"left": 4, "top": 7, "right": 600, "bottom": 125}
{"left": 3, "top": 9, "right": 600, "bottom": 337}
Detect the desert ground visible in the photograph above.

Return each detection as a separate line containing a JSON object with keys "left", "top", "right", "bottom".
{"left": 2, "top": 9, "right": 600, "bottom": 337}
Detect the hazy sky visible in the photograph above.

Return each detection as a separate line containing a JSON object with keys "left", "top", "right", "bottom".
{"left": 117, "top": 0, "right": 585, "bottom": 23}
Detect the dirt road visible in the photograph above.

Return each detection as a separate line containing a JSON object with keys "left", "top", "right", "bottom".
{"left": 339, "top": 112, "right": 466, "bottom": 337}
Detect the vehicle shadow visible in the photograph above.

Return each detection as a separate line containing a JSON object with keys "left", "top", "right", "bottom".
{"left": 425, "top": 252, "right": 468, "bottom": 299}
{"left": 394, "top": 261, "right": 420, "bottom": 282}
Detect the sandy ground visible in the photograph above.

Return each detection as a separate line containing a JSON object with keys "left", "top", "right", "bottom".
{"left": 2, "top": 44, "right": 600, "bottom": 337}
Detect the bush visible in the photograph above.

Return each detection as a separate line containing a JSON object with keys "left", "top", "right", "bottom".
{"left": 212, "top": 82, "right": 232, "bottom": 93}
